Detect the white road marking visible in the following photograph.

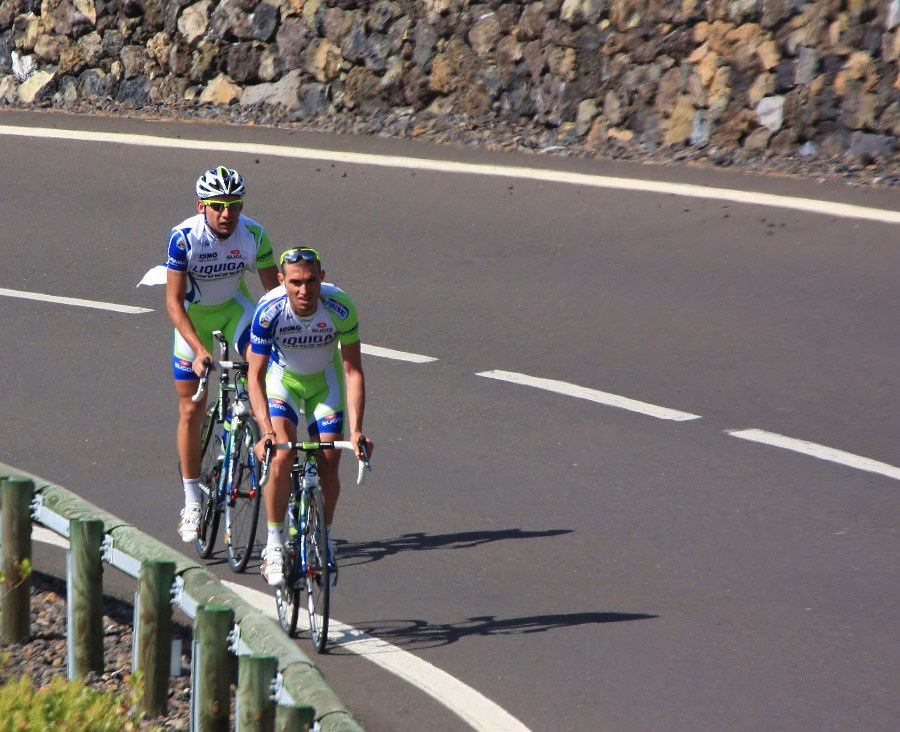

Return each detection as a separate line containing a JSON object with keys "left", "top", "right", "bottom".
{"left": 477, "top": 369, "right": 702, "bottom": 421}
{"left": 1, "top": 125, "right": 898, "bottom": 224}
{"left": 26, "top": 526, "right": 529, "bottom": 731}
{"left": 0, "top": 287, "right": 153, "bottom": 314}
{"left": 727, "top": 429, "right": 900, "bottom": 481}
{"left": 362, "top": 344, "right": 438, "bottom": 363}
{"left": 223, "top": 581, "right": 532, "bottom": 732}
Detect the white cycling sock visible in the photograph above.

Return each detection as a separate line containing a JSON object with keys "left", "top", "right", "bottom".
{"left": 267, "top": 523, "right": 283, "bottom": 547}
{"left": 183, "top": 477, "right": 202, "bottom": 506}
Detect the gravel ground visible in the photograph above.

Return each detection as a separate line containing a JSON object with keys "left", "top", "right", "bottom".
{"left": 0, "top": 571, "right": 194, "bottom": 731}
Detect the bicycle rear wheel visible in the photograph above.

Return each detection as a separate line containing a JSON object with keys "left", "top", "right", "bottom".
{"left": 195, "top": 401, "right": 222, "bottom": 559}
{"left": 225, "top": 417, "right": 262, "bottom": 573}
{"left": 305, "top": 487, "right": 331, "bottom": 653}
{"left": 275, "top": 493, "right": 301, "bottom": 636}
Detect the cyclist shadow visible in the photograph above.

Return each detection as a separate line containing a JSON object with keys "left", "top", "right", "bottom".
{"left": 336, "top": 528, "right": 573, "bottom": 567}
{"left": 329, "top": 611, "right": 657, "bottom": 653}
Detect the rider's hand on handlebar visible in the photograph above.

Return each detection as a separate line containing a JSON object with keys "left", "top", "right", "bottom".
{"left": 192, "top": 351, "right": 213, "bottom": 378}
{"left": 350, "top": 430, "right": 373, "bottom": 463}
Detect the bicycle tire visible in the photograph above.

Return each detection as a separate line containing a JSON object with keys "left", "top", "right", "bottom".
{"left": 305, "top": 486, "right": 331, "bottom": 653}
{"left": 195, "top": 401, "right": 222, "bottom": 559}
{"left": 275, "top": 489, "right": 301, "bottom": 636}
{"left": 225, "top": 417, "right": 262, "bottom": 573}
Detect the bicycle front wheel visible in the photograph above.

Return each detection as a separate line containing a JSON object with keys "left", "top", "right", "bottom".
{"left": 195, "top": 401, "right": 222, "bottom": 559}
{"left": 225, "top": 417, "right": 262, "bottom": 573}
{"left": 305, "top": 487, "right": 331, "bottom": 653}
{"left": 275, "top": 494, "right": 301, "bottom": 636}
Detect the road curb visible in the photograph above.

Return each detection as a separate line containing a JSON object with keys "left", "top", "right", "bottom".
{"left": 0, "top": 460, "right": 364, "bottom": 732}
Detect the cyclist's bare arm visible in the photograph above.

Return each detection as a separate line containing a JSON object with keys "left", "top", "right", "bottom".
{"left": 248, "top": 348, "right": 273, "bottom": 459}
{"left": 166, "top": 268, "right": 210, "bottom": 375}
{"left": 340, "top": 340, "right": 373, "bottom": 461}
{"left": 258, "top": 265, "right": 280, "bottom": 292}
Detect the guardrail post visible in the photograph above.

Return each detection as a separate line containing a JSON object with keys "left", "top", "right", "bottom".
{"left": 68, "top": 517, "right": 104, "bottom": 678}
{"left": 193, "top": 603, "right": 234, "bottom": 731}
{"left": 237, "top": 654, "right": 278, "bottom": 731}
{"left": 1, "top": 477, "right": 34, "bottom": 643}
{"left": 136, "top": 559, "right": 175, "bottom": 716}
{"left": 275, "top": 703, "right": 316, "bottom": 731}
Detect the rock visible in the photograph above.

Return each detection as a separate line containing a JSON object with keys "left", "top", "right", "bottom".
{"left": 251, "top": 1, "right": 278, "bottom": 42}
{"left": 178, "top": 1, "right": 212, "bottom": 45}
{"left": 17, "top": 69, "right": 54, "bottom": 102}
{"left": 663, "top": 94, "right": 695, "bottom": 146}
{"left": 242, "top": 68, "right": 302, "bottom": 108}
{"left": 226, "top": 41, "right": 262, "bottom": 83}
{"left": 199, "top": 72, "right": 242, "bottom": 104}
{"left": 845, "top": 131, "right": 894, "bottom": 164}
{"left": 307, "top": 38, "right": 341, "bottom": 82}
{"left": 756, "top": 95, "right": 785, "bottom": 131}
{"left": 744, "top": 126, "right": 772, "bottom": 151}
{"left": 469, "top": 12, "right": 501, "bottom": 56}
{"left": 575, "top": 97, "right": 598, "bottom": 135}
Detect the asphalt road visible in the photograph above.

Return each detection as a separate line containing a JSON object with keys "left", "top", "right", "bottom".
{"left": 1, "top": 109, "right": 897, "bottom": 731}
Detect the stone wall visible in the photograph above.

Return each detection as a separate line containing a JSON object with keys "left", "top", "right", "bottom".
{"left": 1, "top": 0, "right": 897, "bottom": 168}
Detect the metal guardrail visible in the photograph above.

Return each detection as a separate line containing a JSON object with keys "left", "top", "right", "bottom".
{"left": 1, "top": 463, "right": 364, "bottom": 732}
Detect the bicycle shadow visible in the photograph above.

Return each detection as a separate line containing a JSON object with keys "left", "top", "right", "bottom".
{"left": 329, "top": 610, "right": 657, "bottom": 653}
{"left": 335, "top": 528, "right": 573, "bottom": 567}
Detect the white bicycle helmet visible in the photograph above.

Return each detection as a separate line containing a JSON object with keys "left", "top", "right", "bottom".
{"left": 195, "top": 165, "right": 246, "bottom": 198}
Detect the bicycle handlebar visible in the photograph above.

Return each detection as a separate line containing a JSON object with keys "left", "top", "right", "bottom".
{"left": 190, "top": 357, "right": 250, "bottom": 403}
{"left": 260, "top": 439, "right": 370, "bottom": 488}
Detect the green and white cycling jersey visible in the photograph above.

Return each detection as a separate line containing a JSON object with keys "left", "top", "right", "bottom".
{"left": 249, "top": 283, "right": 359, "bottom": 376}
{"left": 166, "top": 212, "right": 275, "bottom": 307}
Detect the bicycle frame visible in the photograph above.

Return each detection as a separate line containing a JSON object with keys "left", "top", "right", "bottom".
{"left": 192, "top": 330, "right": 262, "bottom": 572}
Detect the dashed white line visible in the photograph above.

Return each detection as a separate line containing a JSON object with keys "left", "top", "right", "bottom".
{"left": 1, "top": 125, "right": 898, "bottom": 224}
{"left": 476, "top": 369, "right": 701, "bottom": 421}
{"left": 0, "top": 287, "right": 153, "bottom": 314}
{"left": 727, "top": 429, "right": 900, "bottom": 481}
{"left": 362, "top": 344, "right": 438, "bottom": 363}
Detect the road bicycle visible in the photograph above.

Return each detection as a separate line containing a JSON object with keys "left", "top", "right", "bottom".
{"left": 261, "top": 438, "right": 370, "bottom": 653}
{"left": 190, "top": 330, "right": 262, "bottom": 573}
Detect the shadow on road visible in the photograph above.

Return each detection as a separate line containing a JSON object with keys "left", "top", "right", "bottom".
{"left": 330, "top": 610, "right": 657, "bottom": 653}
{"left": 336, "top": 528, "right": 573, "bottom": 567}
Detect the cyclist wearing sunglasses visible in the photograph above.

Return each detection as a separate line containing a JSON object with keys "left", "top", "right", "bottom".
{"left": 247, "top": 247, "right": 373, "bottom": 587}
{"left": 166, "top": 165, "right": 279, "bottom": 543}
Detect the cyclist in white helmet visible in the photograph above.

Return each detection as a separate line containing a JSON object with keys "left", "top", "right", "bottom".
{"left": 166, "top": 165, "right": 279, "bottom": 543}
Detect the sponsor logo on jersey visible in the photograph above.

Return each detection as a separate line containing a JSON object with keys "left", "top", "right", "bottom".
{"left": 323, "top": 298, "right": 349, "bottom": 319}
{"left": 316, "top": 322, "right": 327, "bottom": 328}
{"left": 280, "top": 333, "right": 336, "bottom": 347}
{"left": 320, "top": 414, "right": 339, "bottom": 427}
{"left": 231, "top": 249, "right": 240, "bottom": 255}
{"left": 175, "top": 358, "right": 193, "bottom": 372}
{"left": 193, "top": 261, "right": 246, "bottom": 278}
{"left": 250, "top": 333, "right": 268, "bottom": 345}
{"left": 258, "top": 300, "right": 281, "bottom": 328}
{"left": 198, "top": 252, "right": 217, "bottom": 261}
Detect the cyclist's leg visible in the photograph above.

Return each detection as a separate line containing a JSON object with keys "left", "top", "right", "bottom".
{"left": 261, "top": 365, "right": 300, "bottom": 585}
{"left": 173, "top": 330, "right": 207, "bottom": 540}
{"left": 174, "top": 330, "right": 207, "bottom": 479}
{"left": 305, "top": 356, "right": 347, "bottom": 526}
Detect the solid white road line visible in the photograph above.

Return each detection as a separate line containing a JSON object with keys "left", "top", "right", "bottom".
{"left": 361, "top": 344, "right": 438, "bottom": 363}
{"left": 477, "top": 369, "right": 702, "bottom": 421}
{"left": 727, "top": 429, "right": 900, "bottom": 481}
{"left": 2, "top": 125, "right": 898, "bottom": 224}
{"left": 0, "top": 287, "right": 153, "bottom": 314}
{"left": 222, "top": 581, "right": 532, "bottom": 732}
{"left": 26, "top": 525, "right": 530, "bottom": 732}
